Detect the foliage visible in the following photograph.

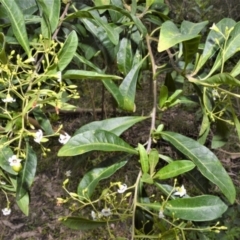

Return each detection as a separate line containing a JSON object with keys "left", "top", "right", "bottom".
{"left": 0, "top": 0, "right": 239, "bottom": 239}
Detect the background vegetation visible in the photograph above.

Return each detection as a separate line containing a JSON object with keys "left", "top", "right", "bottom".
{"left": 0, "top": 0, "right": 240, "bottom": 239}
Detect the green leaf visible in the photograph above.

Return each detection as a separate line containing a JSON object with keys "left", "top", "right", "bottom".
{"left": 182, "top": 36, "right": 201, "bottom": 68}
{"left": 165, "top": 195, "right": 228, "bottom": 221}
{"left": 37, "top": 0, "right": 51, "bottom": 39}
{"left": 0, "top": 0, "right": 30, "bottom": 56}
{"left": 232, "top": 110, "right": 240, "bottom": 141}
{"left": 117, "top": 38, "right": 133, "bottom": 75}
{"left": 32, "top": 107, "right": 54, "bottom": 135}
{"left": 138, "top": 143, "right": 149, "bottom": 174}
{"left": 0, "top": 139, "right": 18, "bottom": 175}
{"left": 195, "top": 18, "right": 235, "bottom": 74}
{"left": 63, "top": 70, "right": 122, "bottom": 80}
{"left": 141, "top": 173, "right": 153, "bottom": 184}
{"left": 75, "top": 116, "right": 148, "bottom": 136}
{"left": 211, "top": 120, "right": 229, "bottom": 149}
{"left": 158, "top": 21, "right": 200, "bottom": 52}
{"left": 154, "top": 160, "right": 195, "bottom": 180}
{"left": 16, "top": 192, "right": 29, "bottom": 216}
{"left": 198, "top": 111, "right": 210, "bottom": 145}
{"left": 159, "top": 85, "right": 168, "bottom": 109}
{"left": 119, "top": 51, "right": 145, "bottom": 111}
{"left": 143, "top": 195, "right": 228, "bottom": 221}
{"left": 180, "top": 20, "right": 208, "bottom": 35}
{"left": 16, "top": 0, "right": 37, "bottom": 15}
{"left": 149, "top": 149, "right": 159, "bottom": 176}
{"left": 189, "top": 73, "right": 240, "bottom": 88}
{"left": 161, "top": 131, "right": 236, "bottom": 204}
{"left": 59, "top": 216, "right": 116, "bottom": 230}
{"left": 39, "top": 0, "right": 60, "bottom": 33}
{"left": 206, "top": 21, "right": 240, "bottom": 78}
{"left": 58, "top": 130, "right": 138, "bottom": 156}
{"left": 0, "top": 33, "right": 8, "bottom": 64}
{"left": 57, "top": 31, "right": 78, "bottom": 71}
{"left": 77, "top": 160, "right": 127, "bottom": 198}
{"left": 16, "top": 144, "right": 37, "bottom": 200}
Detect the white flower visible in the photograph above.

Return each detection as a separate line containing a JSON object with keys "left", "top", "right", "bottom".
{"left": 91, "top": 210, "right": 97, "bottom": 220}
{"left": 34, "top": 129, "right": 43, "bottom": 143}
{"left": 65, "top": 170, "right": 71, "bottom": 177}
{"left": 117, "top": 183, "right": 127, "bottom": 194}
{"left": 0, "top": 181, "right": 6, "bottom": 185}
{"left": 101, "top": 208, "right": 112, "bottom": 217}
{"left": 159, "top": 210, "right": 165, "bottom": 219}
{"left": 2, "top": 208, "right": 11, "bottom": 216}
{"left": 173, "top": 185, "right": 186, "bottom": 197}
{"left": 8, "top": 155, "right": 22, "bottom": 166}
{"left": 59, "top": 132, "right": 71, "bottom": 144}
{"left": 2, "top": 95, "right": 16, "bottom": 103}
{"left": 56, "top": 71, "right": 62, "bottom": 82}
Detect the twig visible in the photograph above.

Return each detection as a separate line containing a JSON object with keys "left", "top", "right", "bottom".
{"left": 146, "top": 34, "right": 157, "bottom": 152}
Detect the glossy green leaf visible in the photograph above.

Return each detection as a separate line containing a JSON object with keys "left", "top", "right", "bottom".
{"left": 16, "top": 144, "right": 37, "bottom": 200}
{"left": 180, "top": 20, "right": 208, "bottom": 35}
{"left": 63, "top": 70, "right": 122, "bottom": 80}
{"left": 59, "top": 216, "right": 116, "bottom": 230}
{"left": 161, "top": 131, "right": 236, "bottom": 203}
{"left": 16, "top": 192, "right": 29, "bottom": 216}
{"left": 58, "top": 130, "right": 138, "bottom": 156}
{"left": 102, "top": 79, "right": 124, "bottom": 107}
{"left": 138, "top": 143, "right": 149, "bottom": 174}
{"left": 117, "top": 38, "right": 133, "bottom": 75}
{"left": 77, "top": 160, "right": 127, "bottom": 198}
{"left": 158, "top": 21, "right": 200, "bottom": 52}
{"left": 0, "top": 0, "right": 30, "bottom": 56}
{"left": 183, "top": 36, "right": 201, "bottom": 68}
{"left": 165, "top": 195, "right": 227, "bottom": 221}
{"left": 149, "top": 149, "right": 159, "bottom": 176}
{"left": 57, "top": 31, "right": 78, "bottom": 71}
{"left": 16, "top": 0, "right": 37, "bottom": 15}
{"left": 71, "top": 5, "right": 147, "bottom": 35}
{"left": 0, "top": 33, "right": 7, "bottom": 64}
{"left": 159, "top": 85, "right": 168, "bottom": 109}
{"left": 195, "top": 18, "right": 235, "bottom": 73}
{"left": 154, "top": 160, "right": 195, "bottom": 180}
{"left": 37, "top": 0, "right": 51, "bottom": 39}
{"left": 39, "top": 0, "right": 60, "bottom": 33}
{"left": 75, "top": 116, "right": 148, "bottom": 136}
{"left": 143, "top": 195, "right": 227, "bottom": 221}
{"left": 119, "top": 52, "right": 145, "bottom": 111}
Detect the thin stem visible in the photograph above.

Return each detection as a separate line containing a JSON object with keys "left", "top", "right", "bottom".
{"left": 146, "top": 34, "right": 157, "bottom": 152}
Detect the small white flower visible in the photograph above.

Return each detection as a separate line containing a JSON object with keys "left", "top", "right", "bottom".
{"left": 117, "top": 183, "right": 127, "bottom": 194}
{"left": 2, "top": 95, "right": 16, "bottom": 103}
{"left": 101, "top": 208, "right": 112, "bottom": 217}
{"left": 0, "top": 181, "right": 6, "bottom": 185}
{"left": 34, "top": 129, "right": 43, "bottom": 143}
{"left": 59, "top": 132, "right": 71, "bottom": 144}
{"left": 56, "top": 71, "right": 62, "bottom": 82}
{"left": 8, "top": 155, "right": 22, "bottom": 166}
{"left": 173, "top": 185, "right": 186, "bottom": 197}
{"left": 2, "top": 208, "right": 11, "bottom": 216}
{"left": 159, "top": 210, "right": 165, "bottom": 219}
{"left": 91, "top": 210, "right": 97, "bottom": 220}
{"left": 65, "top": 170, "right": 71, "bottom": 177}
